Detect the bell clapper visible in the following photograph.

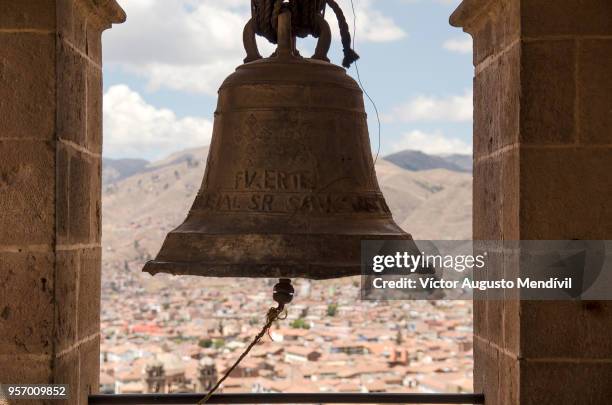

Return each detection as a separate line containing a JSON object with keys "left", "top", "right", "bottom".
{"left": 197, "top": 279, "right": 294, "bottom": 405}
{"left": 273, "top": 278, "right": 295, "bottom": 311}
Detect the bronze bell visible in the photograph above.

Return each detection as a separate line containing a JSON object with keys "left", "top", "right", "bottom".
{"left": 143, "top": 8, "right": 413, "bottom": 280}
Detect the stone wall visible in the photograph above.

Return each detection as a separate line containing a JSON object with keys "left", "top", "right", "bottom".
{"left": 0, "top": 1, "right": 124, "bottom": 404}
{"left": 451, "top": 0, "right": 612, "bottom": 404}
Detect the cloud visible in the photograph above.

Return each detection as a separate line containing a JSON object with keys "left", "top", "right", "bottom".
{"left": 435, "top": 0, "right": 461, "bottom": 5}
{"left": 103, "top": 85, "right": 212, "bottom": 160}
{"left": 401, "top": 0, "right": 461, "bottom": 5}
{"left": 333, "top": 0, "right": 406, "bottom": 43}
{"left": 106, "top": 0, "right": 405, "bottom": 95}
{"left": 105, "top": 0, "right": 248, "bottom": 95}
{"left": 393, "top": 130, "right": 472, "bottom": 155}
{"left": 129, "top": 61, "right": 238, "bottom": 95}
{"left": 383, "top": 90, "right": 473, "bottom": 123}
{"left": 443, "top": 37, "right": 473, "bottom": 54}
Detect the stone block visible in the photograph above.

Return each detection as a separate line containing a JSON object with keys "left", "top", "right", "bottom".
{"left": 503, "top": 298, "right": 520, "bottom": 356}
{"left": 471, "top": 16, "right": 494, "bottom": 66}
{"left": 521, "top": 361, "right": 612, "bottom": 405}
{"left": 0, "top": 33, "right": 55, "bottom": 140}
{"left": 57, "top": 40, "right": 87, "bottom": 146}
{"left": 57, "top": 145, "right": 70, "bottom": 245}
{"left": 474, "top": 61, "right": 499, "bottom": 157}
{"left": 91, "top": 157, "right": 102, "bottom": 243}
{"left": 86, "top": 65, "right": 103, "bottom": 154}
{"left": 502, "top": 249, "right": 520, "bottom": 356}
{"left": 473, "top": 298, "right": 486, "bottom": 338}
{"left": 0, "top": 354, "right": 51, "bottom": 384}
{"left": 520, "top": 301, "right": 612, "bottom": 359}
{"left": 521, "top": 40, "right": 576, "bottom": 145}
{"left": 473, "top": 338, "right": 502, "bottom": 405}
{"left": 472, "top": 242, "right": 488, "bottom": 339}
{"left": 487, "top": 299, "right": 504, "bottom": 349}
{"left": 56, "top": 0, "right": 75, "bottom": 42}
{"left": 473, "top": 41, "right": 519, "bottom": 157}
{"left": 0, "top": 252, "right": 54, "bottom": 355}
{"left": 472, "top": 337, "right": 486, "bottom": 394}
{"left": 0, "top": 0, "right": 56, "bottom": 30}
{"left": 57, "top": 0, "right": 88, "bottom": 52}
{"left": 520, "top": 147, "right": 612, "bottom": 239}
{"left": 498, "top": 44, "right": 520, "bottom": 151}
{"left": 498, "top": 350, "right": 519, "bottom": 405}
{"left": 79, "top": 336, "right": 100, "bottom": 405}
{"left": 77, "top": 248, "right": 101, "bottom": 339}
{"left": 578, "top": 39, "right": 612, "bottom": 145}
{"left": 58, "top": 146, "right": 99, "bottom": 245}
{"left": 474, "top": 338, "right": 519, "bottom": 405}
{"left": 473, "top": 157, "right": 502, "bottom": 240}
{"left": 497, "top": 0, "right": 520, "bottom": 51}
{"left": 0, "top": 140, "right": 55, "bottom": 246}
{"left": 54, "top": 348, "right": 79, "bottom": 405}
{"left": 483, "top": 250, "right": 504, "bottom": 346}
{"left": 522, "top": 0, "right": 612, "bottom": 37}
{"left": 86, "top": 17, "right": 105, "bottom": 65}
{"left": 68, "top": 152, "right": 94, "bottom": 244}
{"left": 499, "top": 149, "right": 519, "bottom": 239}
{"left": 470, "top": 0, "right": 520, "bottom": 66}
{"left": 54, "top": 250, "right": 79, "bottom": 353}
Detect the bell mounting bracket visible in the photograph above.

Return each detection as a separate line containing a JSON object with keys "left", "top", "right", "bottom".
{"left": 243, "top": 9, "right": 331, "bottom": 63}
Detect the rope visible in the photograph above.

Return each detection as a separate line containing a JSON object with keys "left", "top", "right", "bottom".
{"left": 325, "top": 0, "right": 360, "bottom": 68}
{"left": 250, "top": 0, "right": 359, "bottom": 68}
{"left": 196, "top": 305, "right": 286, "bottom": 405}
{"left": 252, "top": 0, "right": 279, "bottom": 43}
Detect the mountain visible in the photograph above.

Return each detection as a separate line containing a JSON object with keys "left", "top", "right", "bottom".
{"left": 102, "top": 149, "right": 205, "bottom": 185}
{"left": 440, "top": 154, "right": 473, "bottom": 172}
{"left": 384, "top": 150, "right": 472, "bottom": 173}
{"left": 375, "top": 159, "right": 472, "bottom": 240}
{"left": 102, "top": 157, "right": 149, "bottom": 184}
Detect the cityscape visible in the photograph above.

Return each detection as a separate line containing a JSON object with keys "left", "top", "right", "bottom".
{"left": 99, "top": 148, "right": 474, "bottom": 395}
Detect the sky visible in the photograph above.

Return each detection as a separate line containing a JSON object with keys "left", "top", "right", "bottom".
{"left": 102, "top": 0, "right": 473, "bottom": 161}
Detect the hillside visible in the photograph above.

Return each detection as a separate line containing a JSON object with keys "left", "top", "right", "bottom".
{"left": 102, "top": 157, "right": 149, "bottom": 184}
{"left": 101, "top": 148, "right": 472, "bottom": 277}
{"left": 384, "top": 150, "right": 472, "bottom": 173}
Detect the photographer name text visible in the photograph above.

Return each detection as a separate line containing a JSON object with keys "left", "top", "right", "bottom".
{"left": 372, "top": 277, "right": 573, "bottom": 291}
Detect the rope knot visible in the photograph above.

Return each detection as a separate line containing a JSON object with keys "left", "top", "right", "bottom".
{"left": 198, "top": 304, "right": 288, "bottom": 405}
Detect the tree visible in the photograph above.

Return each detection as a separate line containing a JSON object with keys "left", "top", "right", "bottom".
{"left": 290, "top": 318, "right": 310, "bottom": 330}
{"left": 198, "top": 338, "right": 213, "bottom": 348}
{"left": 326, "top": 303, "right": 338, "bottom": 317}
